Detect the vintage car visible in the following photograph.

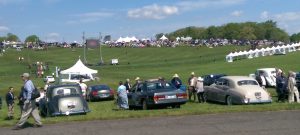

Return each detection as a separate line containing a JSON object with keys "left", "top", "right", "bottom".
{"left": 249, "top": 68, "right": 277, "bottom": 87}
{"left": 128, "top": 80, "right": 187, "bottom": 110}
{"left": 202, "top": 74, "right": 227, "bottom": 86}
{"left": 86, "top": 84, "right": 114, "bottom": 101}
{"left": 296, "top": 72, "right": 300, "bottom": 90}
{"left": 43, "top": 76, "right": 55, "bottom": 83}
{"left": 39, "top": 84, "right": 90, "bottom": 117}
{"left": 204, "top": 76, "right": 272, "bottom": 105}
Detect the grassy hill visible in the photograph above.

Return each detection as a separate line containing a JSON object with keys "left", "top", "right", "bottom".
{"left": 0, "top": 45, "right": 299, "bottom": 126}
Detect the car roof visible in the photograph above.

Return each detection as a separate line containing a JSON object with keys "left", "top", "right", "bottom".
{"left": 257, "top": 68, "right": 276, "bottom": 71}
{"left": 49, "top": 84, "right": 80, "bottom": 90}
{"left": 221, "top": 76, "right": 255, "bottom": 81}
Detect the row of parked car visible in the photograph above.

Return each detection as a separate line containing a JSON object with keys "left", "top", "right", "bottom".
{"left": 38, "top": 68, "right": 299, "bottom": 117}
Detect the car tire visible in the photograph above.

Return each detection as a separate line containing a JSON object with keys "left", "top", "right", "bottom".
{"left": 226, "top": 96, "right": 232, "bottom": 105}
{"left": 171, "top": 105, "right": 180, "bottom": 109}
{"left": 142, "top": 100, "right": 148, "bottom": 110}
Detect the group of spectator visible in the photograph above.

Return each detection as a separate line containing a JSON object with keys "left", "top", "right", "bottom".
{"left": 275, "top": 69, "right": 300, "bottom": 103}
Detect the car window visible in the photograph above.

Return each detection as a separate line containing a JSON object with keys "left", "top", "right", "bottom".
{"left": 155, "top": 82, "right": 174, "bottom": 90}
{"left": 237, "top": 80, "right": 258, "bottom": 86}
{"left": 91, "top": 85, "right": 110, "bottom": 90}
{"left": 52, "top": 87, "right": 80, "bottom": 97}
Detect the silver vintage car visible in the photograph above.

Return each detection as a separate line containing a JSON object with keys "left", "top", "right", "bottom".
{"left": 39, "top": 84, "right": 90, "bottom": 117}
{"left": 204, "top": 76, "right": 272, "bottom": 105}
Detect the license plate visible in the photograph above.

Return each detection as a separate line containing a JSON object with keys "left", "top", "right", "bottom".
{"left": 99, "top": 94, "right": 109, "bottom": 97}
{"left": 166, "top": 95, "right": 176, "bottom": 99}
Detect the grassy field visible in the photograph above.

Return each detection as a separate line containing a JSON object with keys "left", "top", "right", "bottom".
{"left": 0, "top": 45, "right": 300, "bottom": 126}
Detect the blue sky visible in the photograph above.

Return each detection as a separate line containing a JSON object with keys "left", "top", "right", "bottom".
{"left": 0, "top": 0, "right": 300, "bottom": 42}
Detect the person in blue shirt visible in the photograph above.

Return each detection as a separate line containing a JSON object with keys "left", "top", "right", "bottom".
{"left": 117, "top": 81, "right": 129, "bottom": 110}
{"left": 13, "top": 73, "right": 42, "bottom": 130}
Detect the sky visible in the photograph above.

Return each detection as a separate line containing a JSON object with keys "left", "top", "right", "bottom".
{"left": 0, "top": 0, "right": 300, "bottom": 42}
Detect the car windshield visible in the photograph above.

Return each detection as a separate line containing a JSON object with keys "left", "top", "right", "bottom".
{"left": 237, "top": 80, "right": 258, "bottom": 86}
{"left": 91, "top": 85, "right": 110, "bottom": 90}
{"left": 147, "top": 82, "right": 175, "bottom": 91}
{"left": 52, "top": 86, "right": 81, "bottom": 97}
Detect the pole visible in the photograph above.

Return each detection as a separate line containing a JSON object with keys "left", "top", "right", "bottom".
{"left": 99, "top": 32, "right": 104, "bottom": 64}
{"left": 82, "top": 32, "right": 87, "bottom": 64}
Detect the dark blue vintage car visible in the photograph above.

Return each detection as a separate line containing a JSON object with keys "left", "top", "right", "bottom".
{"left": 127, "top": 80, "right": 187, "bottom": 110}
{"left": 39, "top": 84, "right": 90, "bottom": 117}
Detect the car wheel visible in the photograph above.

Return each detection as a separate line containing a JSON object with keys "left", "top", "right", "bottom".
{"left": 171, "top": 105, "right": 180, "bottom": 109}
{"left": 142, "top": 100, "right": 148, "bottom": 110}
{"left": 226, "top": 96, "right": 232, "bottom": 105}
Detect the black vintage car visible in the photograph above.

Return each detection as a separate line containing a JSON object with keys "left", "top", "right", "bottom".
{"left": 39, "top": 84, "right": 90, "bottom": 117}
{"left": 127, "top": 80, "right": 187, "bottom": 110}
{"left": 202, "top": 74, "right": 227, "bottom": 86}
{"left": 296, "top": 72, "right": 300, "bottom": 90}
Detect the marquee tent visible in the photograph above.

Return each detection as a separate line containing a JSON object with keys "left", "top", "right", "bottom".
{"left": 60, "top": 59, "right": 98, "bottom": 83}
{"left": 225, "top": 42, "right": 300, "bottom": 62}
{"left": 160, "top": 35, "right": 168, "bottom": 40}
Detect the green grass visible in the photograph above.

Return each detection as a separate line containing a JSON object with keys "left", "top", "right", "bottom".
{"left": 0, "top": 45, "right": 300, "bottom": 126}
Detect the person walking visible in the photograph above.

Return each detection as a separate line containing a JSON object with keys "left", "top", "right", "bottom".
{"left": 79, "top": 79, "right": 87, "bottom": 99}
{"left": 287, "top": 71, "right": 300, "bottom": 103}
{"left": 117, "top": 81, "right": 129, "bottom": 110}
{"left": 5, "top": 87, "right": 15, "bottom": 120}
{"left": 13, "top": 73, "right": 42, "bottom": 130}
{"left": 171, "top": 74, "right": 182, "bottom": 89}
{"left": 188, "top": 72, "right": 197, "bottom": 101}
{"left": 195, "top": 77, "right": 205, "bottom": 103}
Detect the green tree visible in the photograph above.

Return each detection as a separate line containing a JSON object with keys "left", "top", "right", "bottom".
{"left": 0, "top": 36, "right": 6, "bottom": 42}
{"left": 155, "top": 33, "right": 164, "bottom": 40}
{"left": 6, "top": 33, "right": 20, "bottom": 42}
{"left": 25, "top": 35, "right": 39, "bottom": 43}
{"left": 290, "top": 33, "right": 300, "bottom": 42}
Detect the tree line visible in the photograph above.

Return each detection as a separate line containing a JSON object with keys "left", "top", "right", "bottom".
{"left": 1, "top": 20, "right": 300, "bottom": 43}
{"left": 156, "top": 20, "right": 300, "bottom": 43}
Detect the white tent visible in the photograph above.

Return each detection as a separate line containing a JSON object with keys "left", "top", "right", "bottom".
{"left": 160, "top": 35, "right": 168, "bottom": 40}
{"left": 60, "top": 59, "right": 98, "bottom": 83}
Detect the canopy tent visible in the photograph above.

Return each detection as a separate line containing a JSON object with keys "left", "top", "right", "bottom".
{"left": 60, "top": 59, "right": 98, "bottom": 83}
{"left": 160, "top": 35, "right": 168, "bottom": 40}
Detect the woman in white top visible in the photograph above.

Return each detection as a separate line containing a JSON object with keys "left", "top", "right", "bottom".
{"left": 287, "top": 71, "right": 299, "bottom": 103}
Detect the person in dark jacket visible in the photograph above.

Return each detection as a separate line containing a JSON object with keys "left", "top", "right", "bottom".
{"left": 276, "top": 71, "right": 288, "bottom": 102}
{"left": 171, "top": 74, "right": 182, "bottom": 89}
{"left": 6, "top": 87, "right": 15, "bottom": 120}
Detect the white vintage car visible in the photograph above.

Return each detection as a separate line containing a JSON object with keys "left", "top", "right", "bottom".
{"left": 204, "top": 76, "right": 272, "bottom": 105}
{"left": 249, "top": 68, "right": 277, "bottom": 87}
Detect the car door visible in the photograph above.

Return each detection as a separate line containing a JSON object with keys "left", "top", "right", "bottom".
{"left": 127, "top": 84, "right": 137, "bottom": 106}
{"left": 209, "top": 79, "right": 223, "bottom": 101}
{"left": 216, "top": 79, "right": 230, "bottom": 103}
{"left": 134, "top": 83, "right": 145, "bottom": 106}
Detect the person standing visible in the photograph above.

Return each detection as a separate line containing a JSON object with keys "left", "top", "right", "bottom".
{"left": 195, "top": 77, "right": 205, "bottom": 103}
{"left": 13, "top": 73, "right": 42, "bottom": 130}
{"left": 79, "top": 79, "right": 87, "bottom": 99}
{"left": 124, "top": 79, "right": 131, "bottom": 93}
{"left": 171, "top": 74, "right": 182, "bottom": 89}
{"left": 117, "top": 81, "right": 129, "bottom": 109}
{"left": 6, "top": 87, "right": 15, "bottom": 120}
{"left": 188, "top": 72, "right": 197, "bottom": 101}
{"left": 287, "top": 71, "right": 300, "bottom": 103}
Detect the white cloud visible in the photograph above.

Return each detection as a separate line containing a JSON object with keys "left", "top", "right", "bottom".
{"left": 231, "top": 10, "right": 243, "bottom": 17}
{"left": 68, "top": 12, "right": 114, "bottom": 24}
{"left": 274, "top": 12, "right": 300, "bottom": 21}
{"left": 0, "top": 26, "right": 9, "bottom": 32}
{"left": 260, "top": 11, "right": 269, "bottom": 19}
{"left": 128, "top": 4, "right": 178, "bottom": 19}
{"left": 46, "top": 32, "right": 60, "bottom": 42}
{"left": 177, "top": 0, "right": 245, "bottom": 11}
